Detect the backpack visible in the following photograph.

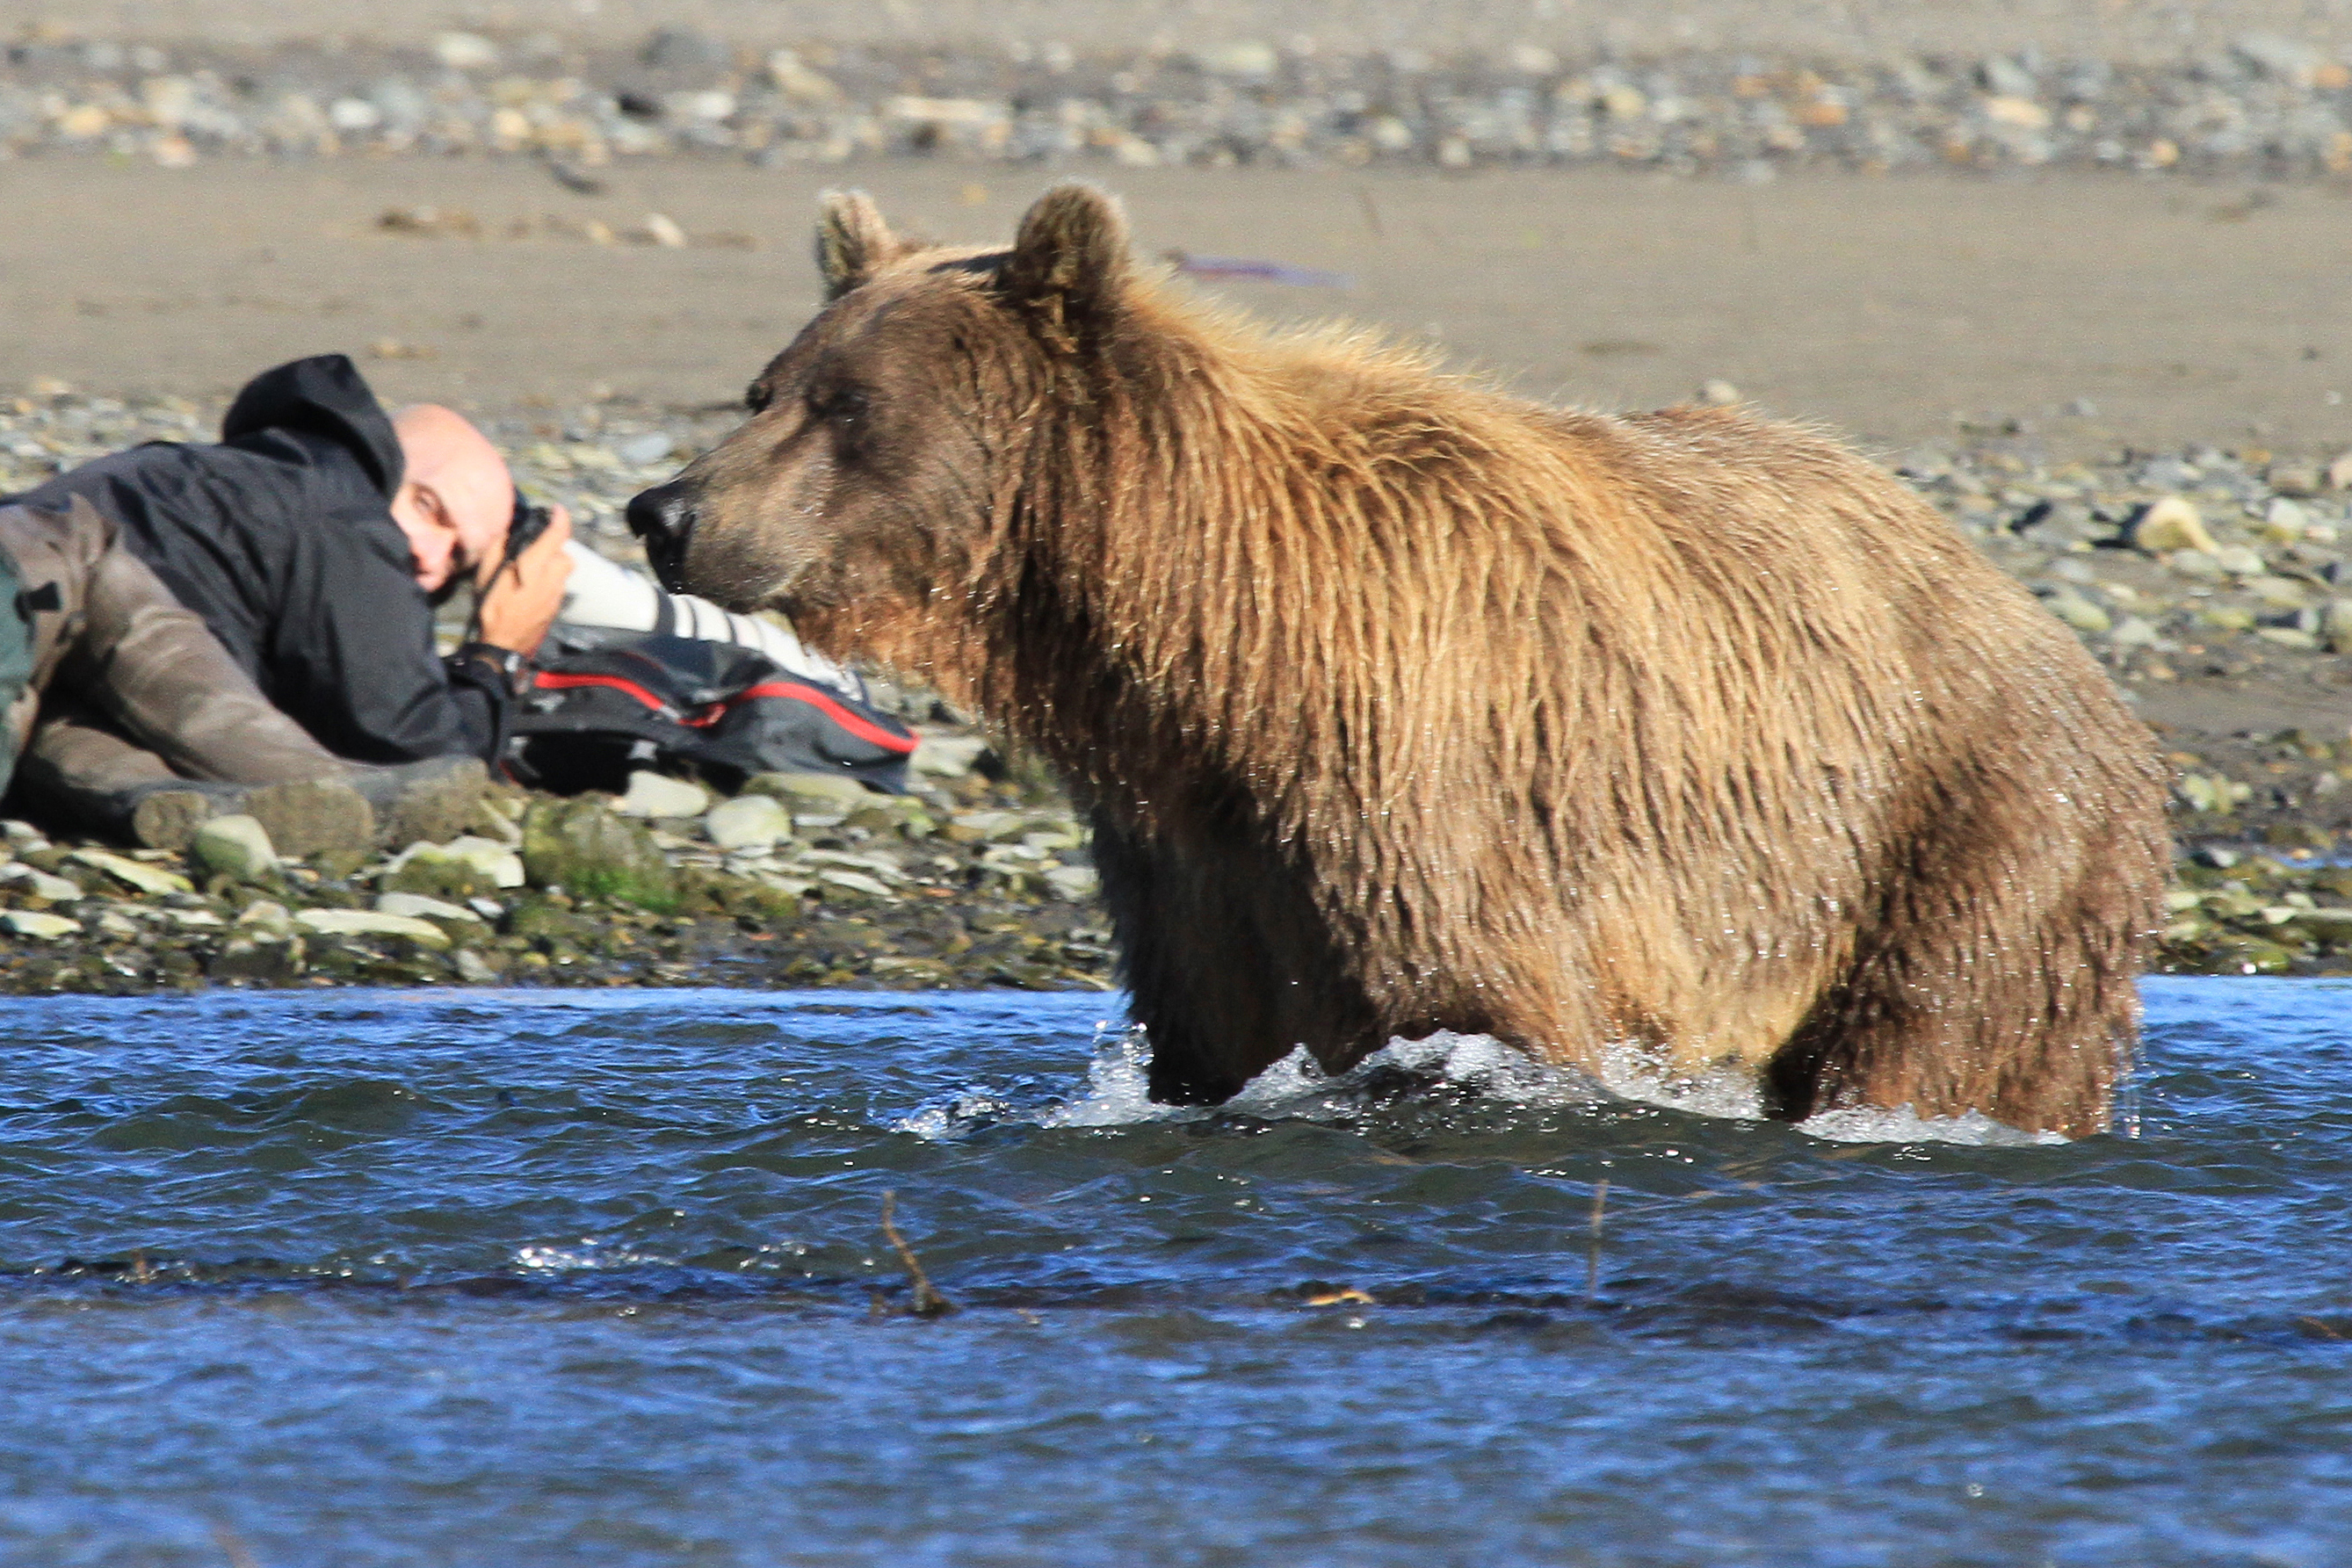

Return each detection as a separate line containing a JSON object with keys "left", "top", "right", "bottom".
{"left": 503, "top": 631, "right": 917, "bottom": 797}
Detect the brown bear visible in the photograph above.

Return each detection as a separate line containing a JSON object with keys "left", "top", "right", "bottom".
{"left": 629, "top": 184, "right": 2169, "bottom": 1136}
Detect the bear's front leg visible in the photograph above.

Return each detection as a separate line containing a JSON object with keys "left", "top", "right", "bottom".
{"left": 1087, "top": 808, "right": 1387, "bottom": 1104}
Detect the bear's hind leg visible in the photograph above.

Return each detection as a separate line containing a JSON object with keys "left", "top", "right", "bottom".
{"left": 1762, "top": 775, "right": 2160, "bottom": 1138}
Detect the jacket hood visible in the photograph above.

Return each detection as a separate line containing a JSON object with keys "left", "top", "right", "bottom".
{"left": 220, "top": 354, "right": 405, "bottom": 498}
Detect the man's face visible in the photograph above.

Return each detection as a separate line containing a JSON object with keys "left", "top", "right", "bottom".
{"left": 391, "top": 477, "right": 511, "bottom": 596}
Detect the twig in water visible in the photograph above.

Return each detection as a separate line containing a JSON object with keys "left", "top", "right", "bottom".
{"left": 879, "top": 1190, "right": 956, "bottom": 1318}
{"left": 1586, "top": 1177, "right": 1609, "bottom": 1302}
{"left": 209, "top": 1522, "right": 263, "bottom": 1568}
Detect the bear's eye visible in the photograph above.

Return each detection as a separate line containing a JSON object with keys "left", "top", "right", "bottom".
{"left": 808, "top": 385, "right": 866, "bottom": 428}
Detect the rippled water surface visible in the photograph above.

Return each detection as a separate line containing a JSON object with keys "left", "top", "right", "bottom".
{"left": 4, "top": 979, "right": 2350, "bottom": 1566}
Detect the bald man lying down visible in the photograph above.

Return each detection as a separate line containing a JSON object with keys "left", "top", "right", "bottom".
{"left": 5, "top": 354, "right": 874, "bottom": 849}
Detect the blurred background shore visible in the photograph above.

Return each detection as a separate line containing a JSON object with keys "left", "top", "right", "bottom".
{"left": 0, "top": 2, "right": 2349, "bottom": 984}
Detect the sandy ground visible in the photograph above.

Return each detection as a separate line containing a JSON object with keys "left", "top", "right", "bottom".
{"left": 17, "top": 0, "right": 2352, "bottom": 61}
{"left": 4, "top": 159, "right": 2348, "bottom": 459}
{"left": 4, "top": 154, "right": 2351, "bottom": 744}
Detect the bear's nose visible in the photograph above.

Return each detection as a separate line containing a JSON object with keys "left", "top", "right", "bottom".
{"left": 626, "top": 481, "right": 697, "bottom": 592}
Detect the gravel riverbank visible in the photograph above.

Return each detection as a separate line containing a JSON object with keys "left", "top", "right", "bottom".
{"left": 4, "top": 27, "right": 2352, "bottom": 182}
{"left": 4, "top": 390, "right": 2352, "bottom": 988}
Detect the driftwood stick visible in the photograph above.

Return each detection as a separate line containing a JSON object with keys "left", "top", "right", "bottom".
{"left": 880, "top": 1190, "right": 956, "bottom": 1318}
{"left": 1586, "top": 1177, "right": 1609, "bottom": 1303}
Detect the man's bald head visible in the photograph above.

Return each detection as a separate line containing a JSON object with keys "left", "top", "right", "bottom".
{"left": 389, "top": 404, "right": 514, "bottom": 594}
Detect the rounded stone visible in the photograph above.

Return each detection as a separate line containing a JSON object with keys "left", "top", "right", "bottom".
{"left": 706, "top": 794, "right": 792, "bottom": 851}
{"left": 192, "top": 813, "right": 277, "bottom": 880}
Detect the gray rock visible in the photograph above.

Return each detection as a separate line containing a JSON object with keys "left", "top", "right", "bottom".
{"left": 614, "top": 770, "right": 711, "bottom": 820}
{"left": 706, "top": 794, "right": 792, "bottom": 851}
{"left": 2323, "top": 600, "right": 2352, "bottom": 654}
{"left": 2233, "top": 33, "right": 2325, "bottom": 85}
{"left": 2268, "top": 462, "right": 2324, "bottom": 498}
{"left": 744, "top": 771, "right": 873, "bottom": 808}
{"left": 453, "top": 949, "right": 501, "bottom": 984}
{"left": 641, "top": 27, "right": 730, "bottom": 70}
{"left": 614, "top": 432, "right": 673, "bottom": 466}
{"left": 192, "top": 814, "right": 277, "bottom": 880}
{"left": 2213, "top": 545, "right": 2269, "bottom": 577}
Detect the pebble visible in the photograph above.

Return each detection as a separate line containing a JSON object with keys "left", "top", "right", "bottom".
{"left": 191, "top": 814, "right": 276, "bottom": 880}
{"left": 2, "top": 34, "right": 2348, "bottom": 179}
{"left": 375, "top": 892, "right": 486, "bottom": 923}
{"left": 614, "top": 770, "right": 711, "bottom": 820}
{"left": 2129, "top": 496, "right": 2218, "bottom": 556}
{"left": 69, "top": 849, "right": 191, "bottom": 896}
{"left": 295, "top": 908, "right": 454, "bottom": 950}
{"left": 706, "top": 794, "right": 792, "bottom": 851}
{"left": 3, "top": 911, "right": 79, "bottom": 940}
{"left": 1, "top": 863, "right": 83, "bottom": 902}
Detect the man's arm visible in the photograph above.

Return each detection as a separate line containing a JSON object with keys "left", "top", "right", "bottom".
{"left": 267, "top": 514, "right": 509, "bottom": 764}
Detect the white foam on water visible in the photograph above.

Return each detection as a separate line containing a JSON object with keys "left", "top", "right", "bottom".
{"left": 1797, "top": 1105, "right": 2069, "bottom": 1147}
{"left": 1036, "top": 1025, "right": 1197, "bottom": 1129}
{"left": 902, "top": 1020, "right": 2065, "bottom": 1146}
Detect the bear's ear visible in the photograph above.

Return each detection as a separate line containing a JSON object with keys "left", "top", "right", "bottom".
{"left": 815, "top": 190, "right": 899, "bottom": 301}
{"left": 998, "top": 184, "right": 1129, "bottom": 336}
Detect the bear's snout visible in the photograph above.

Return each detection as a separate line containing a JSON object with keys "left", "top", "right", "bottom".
{"left": 626, "top": 481, "right": 698, "bottom": 592}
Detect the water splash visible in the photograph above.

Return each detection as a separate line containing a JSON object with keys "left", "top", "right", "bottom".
{"left": 1798, "top": 1106, "right": 2069, "bottom": 1147}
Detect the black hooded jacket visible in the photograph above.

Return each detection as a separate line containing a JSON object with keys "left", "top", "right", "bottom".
{"left": 7, "top": 355, "right": 513, "bottom": 763}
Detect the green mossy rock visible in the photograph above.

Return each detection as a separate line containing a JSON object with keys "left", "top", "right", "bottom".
{"left": 520, "top": 799, "right": 678, "bottom": 912}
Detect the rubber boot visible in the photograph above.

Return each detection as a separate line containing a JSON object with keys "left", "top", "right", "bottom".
{"left": 345, "top": 756, "right": 490, "bottom": 849}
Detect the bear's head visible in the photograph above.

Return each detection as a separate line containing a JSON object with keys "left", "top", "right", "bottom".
{"left": 626, "top": 184, "right": 1136, "bottom": 679}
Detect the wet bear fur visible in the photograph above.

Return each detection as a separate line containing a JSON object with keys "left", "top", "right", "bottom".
{"left": 656, "top": 184, "right": 2169, "bottom": 1136}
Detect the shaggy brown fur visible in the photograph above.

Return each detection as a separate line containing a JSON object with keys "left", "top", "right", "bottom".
{"left": 647, "top": 184, "right": 2169, "bottom": 1135}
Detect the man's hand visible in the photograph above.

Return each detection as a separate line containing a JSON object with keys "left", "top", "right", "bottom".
{"left": 475, "top": 503, "right": 574, "bottom": 657}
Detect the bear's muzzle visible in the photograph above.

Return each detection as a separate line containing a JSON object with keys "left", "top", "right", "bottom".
{"left": 626, "top": 481, "right": 697, "bottom": 592}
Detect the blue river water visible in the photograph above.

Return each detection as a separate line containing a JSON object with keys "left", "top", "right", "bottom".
{"left": 0, "top": 978, "right": 2347, "bottom": 1567}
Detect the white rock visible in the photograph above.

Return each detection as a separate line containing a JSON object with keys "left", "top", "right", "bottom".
{"left": 615, "top": 770, "right": 710, "bottom": 820}
{"left": 2130, "top": 495, "right": 2218, "bottom": 555}
{"left": 235, "top": 900, "right": 296, "bottom": 939}
{"left": 1, "top": 864, "right": 83, "bottom": 902}
{"left": 748, "top": 771, "right": 870, "bottom": 807}
{"left": 295, "top": 908, "right": 452, "bottom": 950}
{"left": 3, "top": 911, "right": 79, "bottom": 939}
{"left": 431, "top": 31, "right": 499, "bottom": 70}
{"left": 192, "top": 814, "right": 276, "bottom": 879}
{"left": 69, "top": 849, "right": 192, "bottom": 895}
{"left": 383, "top": 836, "right": 526, "bottom": 888}
{"left": 910, "top": 733, "right": 991, "bottom": 777}
{"left": 2212, "top": 545, "right": 2268, "bottom": 577}
{"left": 376, "top": 892, "right": 484, "bottom": 923}
{"left": 2108, "top": 616, "right": 2162, "bottom": 648}
{"left": 706, "top": 794, "right": 792, "bottom": 851}
{"left": 818, "top": 869, "right": 894, "bottom": 900}
{"left": 453, "top": 949, "right": 501, "bottom": 984}
{"left": 1045, "top": 863, "right": 1102, "bottom": 901}
{"left": 2043, "top": 591, "right": 2111, "bottom": 634}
